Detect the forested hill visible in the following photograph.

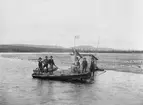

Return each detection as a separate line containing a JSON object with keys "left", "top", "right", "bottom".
{"left": 0, "top": 44, "right": 70, "bottom": 52}
{"left": 0, "top": 44, "right": 142, "bottom": 53}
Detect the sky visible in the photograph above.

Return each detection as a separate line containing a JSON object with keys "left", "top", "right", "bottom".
{"left": 0, "top": 0, "right": 143, "bottom": 50}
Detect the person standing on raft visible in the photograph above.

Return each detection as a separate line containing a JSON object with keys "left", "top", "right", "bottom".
{"left": 73, "top": 57, "right": 80, "bottom": 73}
{"left": 43, "top": 56, "right": 49, "bottom": 72}
{"left": 82, "top": 58, "right": 88, "bottom": 73}
{"left": 90, "top": 57, "right": 98, "bottom": 77}
{"left": 38, "top": 57, "right": 43, "bottom": 72}
{"left": 48, "top": 56, "right": 57, "bottom": 74}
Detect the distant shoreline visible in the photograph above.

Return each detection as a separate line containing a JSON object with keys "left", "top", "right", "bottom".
{"left": 0, "top": 44, "right": 143, "bottom": 53}
{"left": 0, "top": 51, "right": 143, "bottom": 53}
{"left": 1, "top": 52, "right": 143, "bottom": 75}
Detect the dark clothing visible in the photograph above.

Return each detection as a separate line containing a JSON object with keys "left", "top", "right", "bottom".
{"left": 43, "top": 59, "right": 49, "bottom": 69}
{"left": 38, "top": 61, "right": 43, "bottom": 70}
{"left": 44, "top": 59, "right": 49, "bottom": 64}
{"left": 48, "top": 59, "right": 55, "bottom": 66}
{"left": 77, "top": 61, "right": 80, "bottom": 68}
{"left": 82, "top": 66, "right": 87, "bottom": 72}
{"left": 82, "top": 60, "right": 88, "bottom": 72}
{"left": 90, "top": 61, "right": 98, "bottom": 77}
{"left": 75, "top": 60, "right": 80, "bottom": 68}
{"left": 43, "top": 64, "right": 48, "bottom": 69}
{"left": 90, "top": 61, "right": 95, "bottom": 72}
{"left": 90, "top": 61, "right": 94, "bottom": 71}
{"left": 82, "top": 60, "right": 88, "bottom": 68}
{"left": 49, "top": 59, "right": 55, "bottom": 74}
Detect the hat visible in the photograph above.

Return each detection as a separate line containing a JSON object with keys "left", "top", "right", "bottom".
{"left": 39, "top": 57, "right": 42, "bottom": 60}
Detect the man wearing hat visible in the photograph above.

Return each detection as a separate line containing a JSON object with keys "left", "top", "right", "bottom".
{"left": 82, "top": 57, "right": 88, "bottom": 73}
{"left": 38, "top": 57, "right": 43, "bottom": 72}
{"left": 43, "top": 56, "right": 49, "bottom": 71}
{"left": 90, "top": 56, "right": 98, "bottom": 77}
{"left": 48, "top": 56, "right": 57, "bottom": 74}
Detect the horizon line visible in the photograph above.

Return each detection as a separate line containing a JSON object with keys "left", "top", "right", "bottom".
{"left": 0, "top": 43, "right": 142, "bottom": 51}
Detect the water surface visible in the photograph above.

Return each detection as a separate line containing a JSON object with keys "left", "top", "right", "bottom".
{"left": 0, "top": 55, "right": 143, "bottom": 105}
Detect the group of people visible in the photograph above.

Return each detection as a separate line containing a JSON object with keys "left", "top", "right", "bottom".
{"left": 38, "top": 56, "right": 57, "bottom": 73}
{"left": 37, "top": 55, "right": 98, "bottom": 77}
{"left": 73, "top": 56, "right": 98, "bottom": 77}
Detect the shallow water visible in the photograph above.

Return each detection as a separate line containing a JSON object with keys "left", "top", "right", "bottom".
{"left": 0, "top": 56, "right": 143, "bottom": 105}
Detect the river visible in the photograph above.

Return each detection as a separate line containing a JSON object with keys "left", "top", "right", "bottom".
{"left": 0, "top": 56, "right": 143, "bottom": 105}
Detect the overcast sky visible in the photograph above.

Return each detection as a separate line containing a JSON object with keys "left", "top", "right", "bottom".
{"left": 0, "top": 0, "right": 143, "bottom": 50}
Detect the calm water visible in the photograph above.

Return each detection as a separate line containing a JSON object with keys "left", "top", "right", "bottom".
{"left": 0, "top": 56, "right": 143, "bottom": 105}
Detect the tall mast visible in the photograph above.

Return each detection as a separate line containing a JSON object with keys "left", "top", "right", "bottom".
{"left": 96, "top": 36, "right": 100, "bottom": 54}
{"left": 74, "top": 35, "right": 80, "bottom": 51}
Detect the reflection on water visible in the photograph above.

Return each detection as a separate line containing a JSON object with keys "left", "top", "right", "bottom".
{"left": 0, "top": 57, "right": 143, "bottom": 105}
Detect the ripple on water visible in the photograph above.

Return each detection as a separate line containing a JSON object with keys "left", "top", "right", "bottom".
{"left": 0, "top": 55, "right": 143, "bottom": 105}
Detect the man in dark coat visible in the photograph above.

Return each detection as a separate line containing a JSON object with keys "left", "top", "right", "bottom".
{"left": 48, "top": 56, "right": 57, "bottom": 74}
{"left": 90, "top": 57, "right": 98, "bottom": 77}
{"left": 38, "top": 57, "right": 43, "bottom": 72}
{"left": 82, "top": 58, "right": 88, "bottom": 73}
{"left": 43, "top": 56, "right": 49, "bottom": 71}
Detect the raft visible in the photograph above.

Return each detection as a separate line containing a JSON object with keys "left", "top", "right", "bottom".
{"left": 32, "top": 67, "right": 105, "bottom": 83}
{"left": 32, "top": 51, "right": 105, "bottom": 83}
{"left": 32, "top": 69, "right": 91, "bottom": 82}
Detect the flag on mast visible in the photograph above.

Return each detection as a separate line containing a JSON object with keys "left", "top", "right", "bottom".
{"left": 72, "top": 35, "right": 81, "bottom": 62}
{"left": 75, "top": 35, "right": 80, "bottom": 39}
{"left": 74, "top": 35, "right": 80, "bottom": 49}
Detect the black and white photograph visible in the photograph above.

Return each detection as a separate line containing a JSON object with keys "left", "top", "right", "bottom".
{"left": 0, "top": 0, "right": 143, "bottom": 105}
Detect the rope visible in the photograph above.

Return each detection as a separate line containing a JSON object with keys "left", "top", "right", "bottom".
{"left": 96, "top": 70, "right": 106, "bottom": 76}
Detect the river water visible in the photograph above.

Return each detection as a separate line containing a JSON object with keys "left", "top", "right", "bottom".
{"left": 0, "top": 57, "right": 143, "bottom": 105}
